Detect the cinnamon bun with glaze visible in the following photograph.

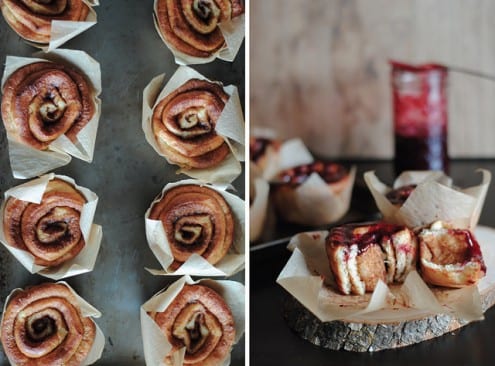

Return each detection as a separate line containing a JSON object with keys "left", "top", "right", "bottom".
{"left": 149, "top": 284, "right": 235, "bottom": 366}
{"left": 149, "top": 184, "right": 234, "bottom": 270}
{"left": 155, "top": 0, "right": 244, "bottom": 58}
{"left": 152, "top": 78, "right": 230, "bottom": 169}
{"left": 0, "top": 282, "right": 96, "bottom": 366}
{"left": 3, "top": 178, "right": 87, "bottom": 267}
{"left": 326, "top": 223, "right": 418, "bottom": 295}
{"left": 418, "top": 221, "right": 486, "bottom": 287}
{"left": 1, "top": 61, "right": 95, "bottom": 150}
{"left": 1, "top": 0, "right": 90, "bottom": 44}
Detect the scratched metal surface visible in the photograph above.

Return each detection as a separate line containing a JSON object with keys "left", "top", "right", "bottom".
{"left": 0, "top": 1, "right": 245, "bottom": 365}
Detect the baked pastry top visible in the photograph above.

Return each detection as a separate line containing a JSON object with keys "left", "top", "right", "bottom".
{"left": 3, "top": 178, "right": 87, "bottom": 267}
{"left": 1, "top": 61, "right": 95, "bottom": 150}
{"left": 155, "top": 0, "right": 244, "bottom": 58}
{"left": 152, "top": 78, "right": 230, "bottom": 169}
{"left": 149, "top": 184, "right": 234, "bottom": 269}
{"left": 1, "top": 282, "right": 96, "bottom": 366}
{"left": 150, "top": 284, "right": 236, "bottom": 366}
{"left": 1, "top": 0, "right": 90, "bottom": 44}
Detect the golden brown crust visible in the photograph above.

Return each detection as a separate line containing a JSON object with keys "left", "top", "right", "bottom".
{"left": 149, "top": 184, "right": 234, "bottom": 269}
{"left": 155, "top": 0, "right": 244, "bottom": 58}
{"left": 1, "top": 61, "right": 95, "bottom": 150}
{"left": 150, "top": 284, "right": 235, "bottom": 366}
{"left": 1, "top": 0, "right": 90, "bottom": 44}
{"left": 152, "top": 78, "right": 230, "bottom": 169}
{"left": 3, "top": 178, "right": 87, "bottom": 267}
{"left": 1, "top": 282, "right": 96, "bottom": 366}
{"left": 418, "top": 223, "right": 486, "bottom": 287}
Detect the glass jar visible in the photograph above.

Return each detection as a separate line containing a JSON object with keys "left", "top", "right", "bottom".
{"left": 391, "top": 61, "right": 449, "bottom": 175}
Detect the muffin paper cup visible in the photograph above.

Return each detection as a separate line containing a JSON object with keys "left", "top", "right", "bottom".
{"left": 140, "top": 275, "right": 245, "bottom": 366}
{"left": 364, "top": 170, "right": 491, "bottom": 229}
{"left": 1, "top": 281, "right": 105, "bottom": 366}
{"left": 142, "top": 66, "right": 245, "bottom": 185}
{"left": 0, "top": 174, "right": 102, "bottom": 279}
{"left": 273, "top": 166, "right": 356, "bottom": 226}
{"left": 249, "top": 170, "right": 270, "bottom": 243}
{"left": 1, "top": 49, "right": 102, "bottom": 179}
{"left": 276, "top": 227, "right": 495, "bottom": 323}
{"left": 145, "top": 179, "right": 244, "bottom": 277}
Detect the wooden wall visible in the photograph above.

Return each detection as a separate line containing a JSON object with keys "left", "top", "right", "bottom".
{"left": 250, "top": 0, "right": 495, "bottom": 158}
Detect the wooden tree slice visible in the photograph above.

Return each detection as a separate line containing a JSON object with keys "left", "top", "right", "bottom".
{"left": 282, "top": 286, "right": 495, "bottom": 352}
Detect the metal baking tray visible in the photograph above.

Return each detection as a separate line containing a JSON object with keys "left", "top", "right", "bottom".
{"left": 0, "top": 1, "right": 245, "bottom": 365}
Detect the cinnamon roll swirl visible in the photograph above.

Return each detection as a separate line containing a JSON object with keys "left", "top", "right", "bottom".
{"left": 3, "top": 178, "right": 87, "bottom": 267}
{"left": 149, "top": 184, "right": 234, "bottom": 269}
{"left": 152, "top": 79, "right": 230, "bottom": 169}
{"left": 1, "top": 0, "right": 90, "bottom": 44}
{"left": 1, "top": 61, "right": 95, "bottom": 150}
{"left": 1, "top": 282, "right": 96, "bottom": 366}
{"left": 150, "top": 284, "right": 235, "bottom": 366}
{"left": 155, "top": 0, "right": 244, "bottom": 58}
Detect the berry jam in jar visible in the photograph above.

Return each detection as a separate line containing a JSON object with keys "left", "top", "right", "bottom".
{"left": 391, "top": 61, "right": 449, "bottom": 175}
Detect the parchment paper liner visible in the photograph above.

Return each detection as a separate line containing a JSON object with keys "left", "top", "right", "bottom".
{"left": 255, "top": 137, "right": 314, "bottom": 182}
{"left": 0, "top": 174, "right": 103, "bottom": 280}
{"left": 1, "top": 49, "right": 102, "bottom": 179}
{"left": 276, "top": 227, "right": 495, "bottom": 323}
{"left": 145, "top": 179, "right": 244, "bottom": 277}
{"left": 140, "top": 275, "right": 244, "bottom": 366}
{"left": 364, "top": 170, "right": 491, "bottom": 229}
{"left": 142, "top": 66, "right": 245, "bottom": 185}
{"left": 21, "top": 0, "right": 99, "bottom": 51}
{"left": 249, "top": 163, "right": 269, "bottom": 243}
{"left": 272, "top": 166, "right": 356, "bottom": 226}
{"left": 152, "top": 0, "right": 244, "bottom": 65}
{"left": 1, "top": 281, "right": 105, "bottom": 366}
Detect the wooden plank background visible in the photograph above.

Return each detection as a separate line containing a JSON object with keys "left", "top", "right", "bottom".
{"left": 250, "top": 0, "right": 495, "bottom": 158}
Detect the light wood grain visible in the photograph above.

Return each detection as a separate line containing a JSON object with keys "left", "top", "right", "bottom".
{"left": 250, "top": 0, "right": 495, "bottom": 158}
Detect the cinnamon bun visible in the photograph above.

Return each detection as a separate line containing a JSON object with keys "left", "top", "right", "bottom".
{"left": 418, "top": 221, "right": 486, "bottom": 287}
{"left": 1, "top": 282, "right": 96, "bottom": 366}
{"left": 1, "top": 0, "right": 90, "bottom": 44}
{"left": 155, "top": 0, "right": 244, "bottom": 58}
{"left": 326, "top": 223, "right": 418, "bottom": 295}
{"left": 149, "top": 184, "right": 234, "bottom": 269}
{"left": 3, "top": 178, "right": 87, "bottom": 267}
{"left": 150, "top": 284, "right": 235, "bottom": 366}
{"left": 152, "top": 78, "right": 230, "bottom": 169}
{"left": 1, "top": 61, "right": 95, "bottom": 150}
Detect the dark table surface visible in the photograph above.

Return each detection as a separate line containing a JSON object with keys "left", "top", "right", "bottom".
{"left": 251, "top": 160, "right": 495, "bottom": 366}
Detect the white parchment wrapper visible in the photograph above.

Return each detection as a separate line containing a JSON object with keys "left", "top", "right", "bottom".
{"left": 249, "top": 164, "right": 270, "bottom": 243}
{"left": 1, "top": 281, "right": 105, "bottom": 366}
{"left": 272, "top": 166, "right": 356, "bottom": 226}
{"left": 142, "top": 66, "right": 245, "bottom": 185}
{"left": 277, "top": 226, "right": 495, "bottom": 323}
{"left": 1, "top": 49, "right": 102, "bottom": 179}
{"left": 0, "top": 174, "right": 102, "bottom": 279}
{"left": 153, "top": 0, "right": 244, "bottom": 65}
{"left": 140, "top": 275, "right": 245, "bottom": 366}
{"left": 145, "top": 179, "right": 244, "bottom": 277}
{"left": 364, "top": 170, "right": 491, "bottom": 229}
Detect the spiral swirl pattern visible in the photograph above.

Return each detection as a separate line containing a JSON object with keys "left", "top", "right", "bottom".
{"left": 149, "top": 184, "right": 234, "bottom": 269}
{"left": 151, "top": 284, "right": 235, "bottom": 366}
{"left": 152, "top": 79, "right": 230, "bottom": 169}
{"left": 1, "top": 61, "right": 95, "bottom": 150}
{"left": 1, "top": 283, "right": 96, "bottom": 366}
{"left": 3, "top": 178, "right": 87, "bottom": 267}
{"left": 156, "top": 0, "right": 244, "bottom": 58}
{"left": 0, "top": 0, "right": 90, "bottom": 43}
